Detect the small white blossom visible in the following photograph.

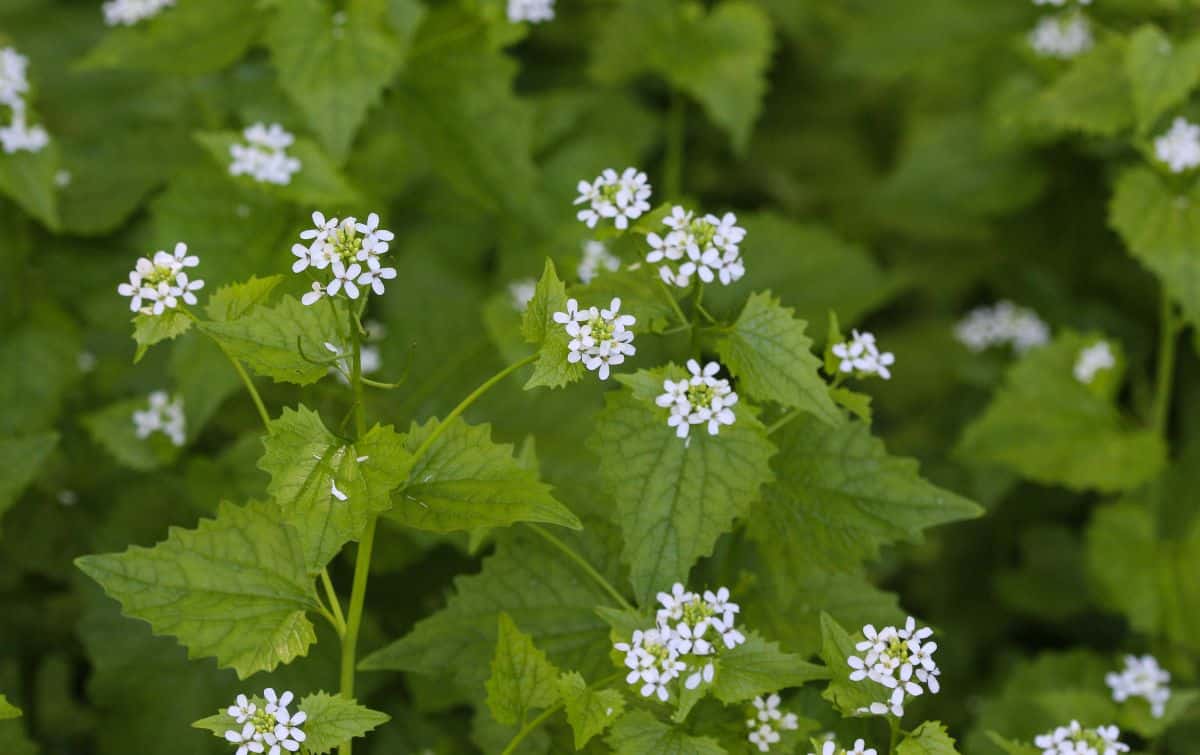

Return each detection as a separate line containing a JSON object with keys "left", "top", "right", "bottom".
{"left": 132, "top": 391, "right": 186, "bottom": 447}
{"left": 1074, "top": 340, "right": 1115, "bottom": 384}
{"left": 745, "top": 694, "right": 801, "bottom": 752}
{"left": 223, "top": 689, "right": 305, "bottom": 755}
{"left": 848, "top": 617, "right": 940, "bottom": 719}
{"left": 1156, "top": 117, "right": 1200, "bottom": 173}
{"left": 56, "top": 489, "right": 78, "bottom": 506}
{"left": 1029, "top": 14, "right": 1093, "bottom": 59}
{"left": 1106, "top": 655, "right": 1171, "bottom": 719}
{"left": 55, "top": 169, "right": 72, "bottom": 187}
{"left": 228, "top": 694, "right": 256, "bottom": 724}
{"left": 294, "top": 211, "right": 395, "bottom": 303}
{"left": 655, "top": 360, "right": 738, "bottom": 439}
{"left": 578, "top": 240, "right": 620, "bottom": 283}
{"left": 832, "top": 330, "right": 895, "bottom": 380}
{"left": 574, "top": 167, "right": 652, "bottom": 230}
{"left": 507, "top": 0, "right": 554, "bottom": 23}
{"left": 809, "top": 739, "right": 877, "bottom": 755}
{"left": 0, "top": 49, "right": 49, "bottom": 155}
{"left": 0, "top": 48, "right": 30, "bottom": 107}
{"left": 102, "top": 0, "right": 175, "bottom": 26}
{"left": 116, "top": 242, "right": 203, "bottom": 316}
{"left": 225, "top": 723, "right": 266, "bottom": 755}
{"left": 1034, "top": 721, "right": 1129, "bottom": 755}
{"left": 647, "top": 206, "right": 746, "bottom": 288}
{"left": 0, "top": 107, "right": 49, "bottom": 154}
{"left": 552, "top": 297, "right": 636, "bottom": 380}
{"left": 955, "top": 301, "right": 1050, "bottom": 353}
{"left": 229, "top": 123, "right": 301, "bottom": 186}
{"left": 77, "top": 350, "right": 97, "bottom": 373}
{"left": 508, "top": 278, "right": 537, "bottom": 311}
{"left": 272, "top": 708, "right": 307, "bottom": 753}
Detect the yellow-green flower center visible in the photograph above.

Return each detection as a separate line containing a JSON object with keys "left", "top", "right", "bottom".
{"left": 250, "top": 708, "right": 275, "bottom": 736}
{"left": 588, "top": 315, "right": 614, "bottom": 343}
{"left": 681, "top": 599, "right": 715, "bottom": 627}
{"left": 686, "top": 383, "right": 715, "bottom": 409}
{"left": 330, "top": 226, "right": 363, "bottom": 264}
{"left": 144, "top": 264, "right": 176, "bottom": 287}
{"left": 688, "top": 218, "right": 717, "bottom": 248}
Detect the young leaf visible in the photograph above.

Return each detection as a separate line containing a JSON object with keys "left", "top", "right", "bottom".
{"left": 715, "top": 291, "right": 841, "bottom": 425}
{"left": 0, "top": 141, "right": 59, "bottom": 230}
{"left": 1033, "top": 40, "right": 1134, "bottom": 136}
{"left": 204, "top": 274, "right": 284, "bottom": 322}
{"left": 522, "top": 259, "right": 584, "bottom": 390}
{"left": 485, "top": 613, "right": 562, "bottom": 726}
{"left": 590, "top": 370, "right": 776, "bottom": 605}
{"left": 711, "top": 633, "right": 829, "bottom": 704}
{"left": 200, "top": 295, "right": 342, "bottom": 385}
{"left": 557, "top": 672, "right": 625, "bottom": 749}
{"left": 605, "top": 710, "right": 725, "bottom": 755}
{"left": 0, "top": 697, "right": 20, "bottom": 721}
{"left": 898, "top": 721, "right": 961, "bottom": 755}
{"left": 384, "top": 416, "right": 581, "bottom": 533}
{"left": 985, "top": 733, "right": 1041, "bottom": 755}
{"left": 1125, "top": 25, "right": 1200, "bottom": 132}
{"left": 132, "top": 310, "right": 192, "bottom": 362}
{"left": 295, "top": 692, "right": 390, "bottom": 755}
{"left": 75, "top": 500, "right": 320, "bottom": 679}
{"left": 0, "top": 432, "right": 57, "bottom": 525}
{"left": 259, "top": 406, "right": 411, "bottom": 571}
{"left": 817, "top": 613, "right": 876, "bottom": 716}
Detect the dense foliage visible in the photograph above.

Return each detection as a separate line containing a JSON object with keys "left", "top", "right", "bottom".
{"left": 2, "top": 0, "right": 1200, "bottom": 753}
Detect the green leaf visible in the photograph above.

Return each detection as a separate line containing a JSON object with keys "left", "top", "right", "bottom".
{"left": 522, "top": 259, "right": 584, "bottom": 390}
{"left": 605, "top": 710, "right": 726, "bottom": 755}
{"left": 259, "top": 406, "right": 411, "bottom": 571}
{"left": 205, "top": 275, "right": 285, "bottom": 322}
{"left": 985, "top": 733, "right": 1041, "bottom": 755}
{"left": 0, "top": 432, "right": 57, "bottom": 525}
{"left": 485, "top": 613, "right": 562, "bottom": 726}
{"left": 79, "top": 0, "right": 268, "bottom": 74}
{"left": 557, "top": 672, "right": 626, "bottom": 749}
{"left": 294, "top": 692, "right": 390, "bottom": 755}
{"left": 898, "top": 722, "right": 961, "bottom": 755}
{"left": 710, "top": 633, "right": 829, "bottom": 704}
{"left": 385, "top": 416, "right": 580, "bottom": 533}
{"left": 0, "top": 321, "right": 78, "bottom": 435}
{"left": 1034, "top": 40, "right": 1134, "bottom": 136}
{"left": 591, "top": 369, "right": 776, "bottom": 604}
{"left": 0, "top": 697, "right": 20, "bottom": 721}
{"left": 1125, "top": 25, "right": 1200, "bottom": 132}
{"left": 957, "top": 332, "right": 1165, "bottom": 492}
{"left": 266, "top": 0, "right": 412, "bottom": 158}
{"left": 715, "top": 291, "right": 840, "bottom": 424}
{"left": 818, "top": 613, "right": 877, "bottom": 716}
{"left": 193, "top": 131, "right": 362, "bottom": 206}
{"left": 0, "top": 140, "right": 59, "bottom": 229}
{"left": 76, "top": 500, "right": 320, "bottom": 679}
{"left": 829, "top": 386, "right": 872, "bottom": 423}
{"left": 132, "top": 310, "right": 192, "bottom": 362}
{"left": 200, "top": 295, "right": 341, "bottom": 385}
{"left": 1111, "top": 166, "right": 1200, "bottom": 330}
{"left": 750, "top": 414, "right": 981, "bottom": 574}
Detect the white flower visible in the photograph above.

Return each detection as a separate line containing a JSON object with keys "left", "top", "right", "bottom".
{"left": 552, "top": 297, "right": 636, "bottom": 380}
{"left": 832, "top": 330, "right": 895, "bottom": 380}
{"left": 102, "top": 0, "right": 175, "bottom": 26}
{"left": 0, "top": 49, "right": 50, "bottom": 155}
{"left": 1156, "top": 117, "right": 1200, "bottom": 173}
{"left": 227, "top": 695, "right": 256, "bottom": 724}
{"left": 225, "top": 723, "right": 266, "bottom": 755}
{"left": 116, "top": 242, "right": 203, "bottom": 316}
{"left": 509, "top": 278, "right": 537, "bottom": 311}
{"left": 1034, "top": 720, "right": 1129, "bottom": 755}
{"left": 1106, "top": 654, "right": 1171, "bottom": 719}
{"left": 295, "top": 212, "right": 395, "bottom": 303}
{"left": 507, "top": 0, "right": 554, "bottom": 23}
{"left": 656, "top": 360, "right": 738, "bottom": 438}
{"left": 132, "top": 391, "right": 186, "bottom": 447}
{"left": 223, "top": 689, "right": 304, "bottom": 755}
{"left": 0, "top": 106, "right": 49, "bottom": 154}
{"left": 578, "top": 240, "right": 620, "bottom": 283}
{"left": 748, "top": 723, "right": 781, "bottom": 752}
{"left": 808, "top": 739, "right": 877, "bottom": 755}
{"left": 646, "top": 206, "right": 746, "bottom": 287}
{"left": 272, "top": 708, "right": 307, "bottom": 753}
{"left": 955, "top": 301, "right": 1050, "bottom": 353}
{"left": 0, "top": 48, "right": 30, "bottom": 107}
{"left": 1074, "top": 340, "right": 1115, "bottom": 384}
{"left": 229, "top": 122, "right": 301, "bottom": 186}
{"left": 847, "top": 617, "right": 940, "bottom": 719}
{"left": 1029, "top": 13, "right": 1093, "bottom": 59}
{"left": 574, "top": 167, "right": 652, "bottom": 230}
{"left": 301, "top": 282, "right": 325, "bottom": 306}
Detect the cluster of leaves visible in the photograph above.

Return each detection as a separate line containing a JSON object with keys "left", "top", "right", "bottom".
{"left": 4, "top": 0, "right": 1200, "bottom": 753}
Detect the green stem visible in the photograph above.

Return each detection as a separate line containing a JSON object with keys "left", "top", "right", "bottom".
{"left": 1152, "top": 292, "right": 1180, "bottom": 436}
{"left": 655, "top": 279, "right": 690, "bottom": 329}
{"left": 888, "top": 717, "right": 900, "bottom": 754}
{"left": 664, "top": 91, "right": 686, "bottom": 198}
{"left": 527, "top": 524, "right": 633, "bottom": 611}
{"left": 766, "top": 409, "right": 799, "bottom": 436}
{"left": 500, "top": 673, "right": 623, "bottom": 755}
{"left": 206, "top": 331, "right": 271, "bottom": 429}
{"left": 320, "top": 569, "right": 347, "bottom": 637}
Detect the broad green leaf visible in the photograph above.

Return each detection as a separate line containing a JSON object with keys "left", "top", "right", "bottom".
{"left": 818, "top": 613, "right": 877, "bottom": 716}
{"left": 558, "top": 672, "right": 625, "bottom": 749}
{"left": 0, "top": 432, "right": 57, "bottom": 524}
{"left": 1125, "top": 25, "right": 1200, "bottom": 132}
{"left": 267, "top": 0, "right": 412, "bottom": 158}
{"left": 715, "top": 291, "right": 840, "bottom": 424}
{"left": 205, "top": 275, "right": 285, "bottom": 322}
{"left": 294, "top": 692, "right": 390, "bottom": 755}
{"left": 385, "top": 416, "right": 580, "bottom": 533}
{"left": 711, "top": 633, "right": 829, "bottom": 704}
{"left": 0, "top": 140, "right": 59, "bottom": 229}
{"left": 259, "top": 406, "right": 411, "bottom": 571}
{"left": 0, "top": 697, "right": 20, "bottom": 721}
{"left": 1111, "top": 166, "right": 1200, "bottom": 329}
{"left": 605, "top": 710, "right": 726, "bottom": 755}
{"left": 132, "top": 310, "right": 192, "bottom": 362}
{"left": 957, "top": 332, "right": 1164, "bottom": 492}
{"left": 1033, "top": 40, "right": 1134, "bottom": 136}
{"left": 899, "top": 722, "right": 961, "bottom": 755}
{"left": 76, "top": 500, "right": 321, "bottom": 679}
{"left": 522, "top": 260, "right": 584, "bottom": 390}
{"left": 750, "top": 414, "right": 981, "bottom": 574}
{"left": 485, "top": 613, "right": 562, "bottom": 726}
{"left": 79, "top": 0, "right": 268, "bottom": 74}
{"left": 200, "top": 295, "right": 342, "bottom": 385}
{"left": 0, "top": 322, "right": 78, "bottom": 435}
{"left": 829, "top": 386, "right": 872, "bottom": 423}
{"left": 591, "top": 369, "right": 776, "bottom": 604}
{"left": 194, "top": 131, "right": 362, "bottom": 206}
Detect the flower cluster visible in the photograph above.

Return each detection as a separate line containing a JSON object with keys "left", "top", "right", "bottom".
{"left": 507, "top": 0, "right": 554, "bottom": 23}
{"left": 1106, "top": 654, "right": 1170, "bottom": 719}
{"left": 810, "top": 739, "right": 876, "bottom": 755}
{"left": 832, "top": 330, "right": 895, "bottom": 380}
{"left": 1029, "top": 14, "right": 1093, "bottom": 59}
{"left": 133, "top": 391, "right": 186, "bottom": 447}
{"left": 655, "top": 360, "right": 739, "bottom": 439}
{"left": 1034, "top": 721, "right": 1128, "bottom": 755}
{"left": 847, "top": 617, "right": 940, "bottom": 718}
{"left": 1074, "top": 340, "right": 1115, "bottom": 384}
{"left": 0, "top": 47, "right": 48, "bottom": 155}
{"left": 116, "top": 242, "right": 204, "bottom": 316}
{"left": 1155, "top": 117, "right": 1200, "bottom": 173}
{"left": 553, "top": 297, "right": 636, "bottom": 380}
{"left": 614, "top": 583, "right": 746, "bottom": 703}
{"left": 955, "top": 300, "right": 1050, "bottom": 353}
{"left": 102, "top": 0, "right": 175, "bottom": 26}
{"left": 508, "top": 279, "right": 536, "bottom": 311}
{"left": 746, "top": 694, "right": 800, "bottom": 753}
{"left": 229, "top": 123, "right": 301, "bottom": 186}
{"left": 224, "top": 688, "right": 307, "bottom": 755}
{"left": 293, "top": 212, "right": 396, "bottom": 305}
{"left": 646, "top": 206, "right": 746, "bottom": 288}
{"left": 574, "top": 167, "right": 652, "bottom": 230}
{"left": 578, "top": 240, "right": 620, "bottom": 283}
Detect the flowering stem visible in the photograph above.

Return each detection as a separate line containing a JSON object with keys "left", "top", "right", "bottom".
{"left": 1152, "top": 291, "right": 1180, "bottom": 436}
{"left": 320, "top": 569, "right": 347, "bottom": 637}
{"left": 888, "top": 716, "right": 900, "bottom": 753}
{"left": 656, "top": 279, "right": 690, "bottom": 329}
{"left": 765, "top": 409, "right": 799, "bottom": 436}
{"left": 664, "top": 91, "right": 686, "bottom": 198}
{"left": 527, "top": 523, "right": 633, "bottom": 611}
{"left": 500, "top": 672, "right": 623, "bottom": 755}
